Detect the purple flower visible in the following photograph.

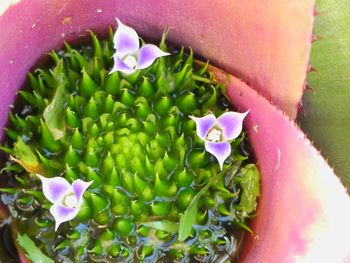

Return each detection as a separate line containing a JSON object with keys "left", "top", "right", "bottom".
{"left": 190, "top": 111, "right": 249, "bottom": 170}
{"left": 37, "top": 175, "right": 92, "bottom": 231}
{"left": 110, "top": 18, "right": 170, "bottom": 75}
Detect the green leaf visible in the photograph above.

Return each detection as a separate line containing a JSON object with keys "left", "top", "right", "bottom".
{"left": 239, "top": 164, "right": 260, "bottom": 215}
{"left": 11, "top": 137, "right": 42, "bottom": 174}
{"left": 299, "top": 0, "right": 350, "bottom": 190}
{"left": 17, "top": 233, "right": 54, "bottom": 263}
{"left": 43, "top": 60, "right": 67, "bottom": 140}
{"left": 235, "top": 221, "right": 253, "bottom": 234}
{"left": 0, "top": 188, "right": 17, "bottom": 194}
{"left": 144, "top": 220, "right": 179, "bottom": 234}
{"left": 178, "top": 176, "right": 216, "bottom": 241}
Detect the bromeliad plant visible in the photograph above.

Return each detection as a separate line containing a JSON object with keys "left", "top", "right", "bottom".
{"left": 0, "top": 19, "right": 260, "bottom": 262}
{"left": 2, "top": 1, "right": 350, "bottom": 263}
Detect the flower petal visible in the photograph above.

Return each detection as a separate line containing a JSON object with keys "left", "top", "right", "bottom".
{"left": 114, "top": 18, "right": 139, "bottom": 58}
{"left": 110, "top": 54, "right": 135, "bottom": 75}
{"left": 205, "top": 141, "right": 231, "bottom": 170}
{"left": 216, "top": 111, "right": 249, "bottom": 140}
{"left": 50, "top": 203, "right": 79, "bottom": 231}
{"left": 37, "top": 174, "right": 71, "bottom": 204}
{"left": 190, "top": 114, "right": 216, "bottom": 140}
{"left": 136, "top": 44, "right": 170, "bottom": 70}
{"left": 72, "top": 179, "right": 93, "bottom": 203}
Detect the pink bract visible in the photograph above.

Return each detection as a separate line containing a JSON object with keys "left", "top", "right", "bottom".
{"left": 0, "top": 1, "right": 350, "bottom": 262}
{"left": 213, "top": 67, "right": 350, "bottom": 263}
{"left": 0, "top": 0, "right": 314, "bottom": 119}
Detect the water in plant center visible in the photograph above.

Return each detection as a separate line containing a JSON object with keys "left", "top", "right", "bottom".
{"left": 0, "top": 28, "right": 260, "bottom": 262}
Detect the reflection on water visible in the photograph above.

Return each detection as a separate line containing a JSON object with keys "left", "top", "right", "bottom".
{"left": 0, "top": 221, "right": 18, "bottom": 262}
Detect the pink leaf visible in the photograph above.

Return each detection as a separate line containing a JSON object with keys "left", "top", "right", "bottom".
{"left": 0, "top": 0, "right": 314, "bottom": 119}
{"left": 211, "top": 66, "right": 350, "bottom": 263}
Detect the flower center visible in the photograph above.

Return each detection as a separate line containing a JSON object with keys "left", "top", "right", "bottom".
{"left": 206, "top": 128, "right": 222, "bottom": 142}
{"left": 63, "top": 193, "right": 78, "bottom": 208}
{"left": 123, "top": 55, "right": 137, "bottom": 69}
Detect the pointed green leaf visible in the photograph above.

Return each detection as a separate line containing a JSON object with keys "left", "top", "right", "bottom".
{"left": 144, "top": 221, "right": 179, "bottom": 235}
{"left": 178, "top": 176, "right": 216, "bottom": 241}
{"left": 12, "top": 137, "right": 42, "bottom": 174}
{"left": 299, "top": 0, "right": 350, "bottom": 189}
{"left": 43, "top": 60, "right": 67, "bottom": 140}
{"left": 17, "top": 233, "right": 54, "bottom": 263}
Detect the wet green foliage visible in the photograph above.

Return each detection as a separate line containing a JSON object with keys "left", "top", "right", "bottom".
{"left": 0, "top": 31, "right": 259, "bottom": 262}
{"left": 17, "top": 233, "right": 54, "bottom": 263}
{"left": 238, "top": 165, "right": 260, "bottom": 216}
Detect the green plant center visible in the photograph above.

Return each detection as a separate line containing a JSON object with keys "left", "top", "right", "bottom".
{"left": 0, "top": 31, "right": 260, "bottom": 263}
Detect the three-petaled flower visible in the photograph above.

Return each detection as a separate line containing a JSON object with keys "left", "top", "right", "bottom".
{"left": 110, "top": 18, "right": 170, "bottom": 75}
{"left": 190, "top": 111, "right": 249, "bottom": 170}
{"left": 37, "top": 175, "right": 92, "bottom": 231}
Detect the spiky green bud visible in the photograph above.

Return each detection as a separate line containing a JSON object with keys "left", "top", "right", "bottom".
{"left": 113, "top": 217, "right": 134, "bottom": 238}
{"left": 80, "top": 69, "right": 98, "bottom": 98}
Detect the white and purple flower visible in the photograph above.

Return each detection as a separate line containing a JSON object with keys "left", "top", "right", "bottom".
{"left": 110, "top": 18, "right": 170, "bottom": 75}
{"left": 37, "top": 175, "right": 92, "bottom": 231}
{"left": 190, "top": 111, "right": 249, "bottom": 170}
